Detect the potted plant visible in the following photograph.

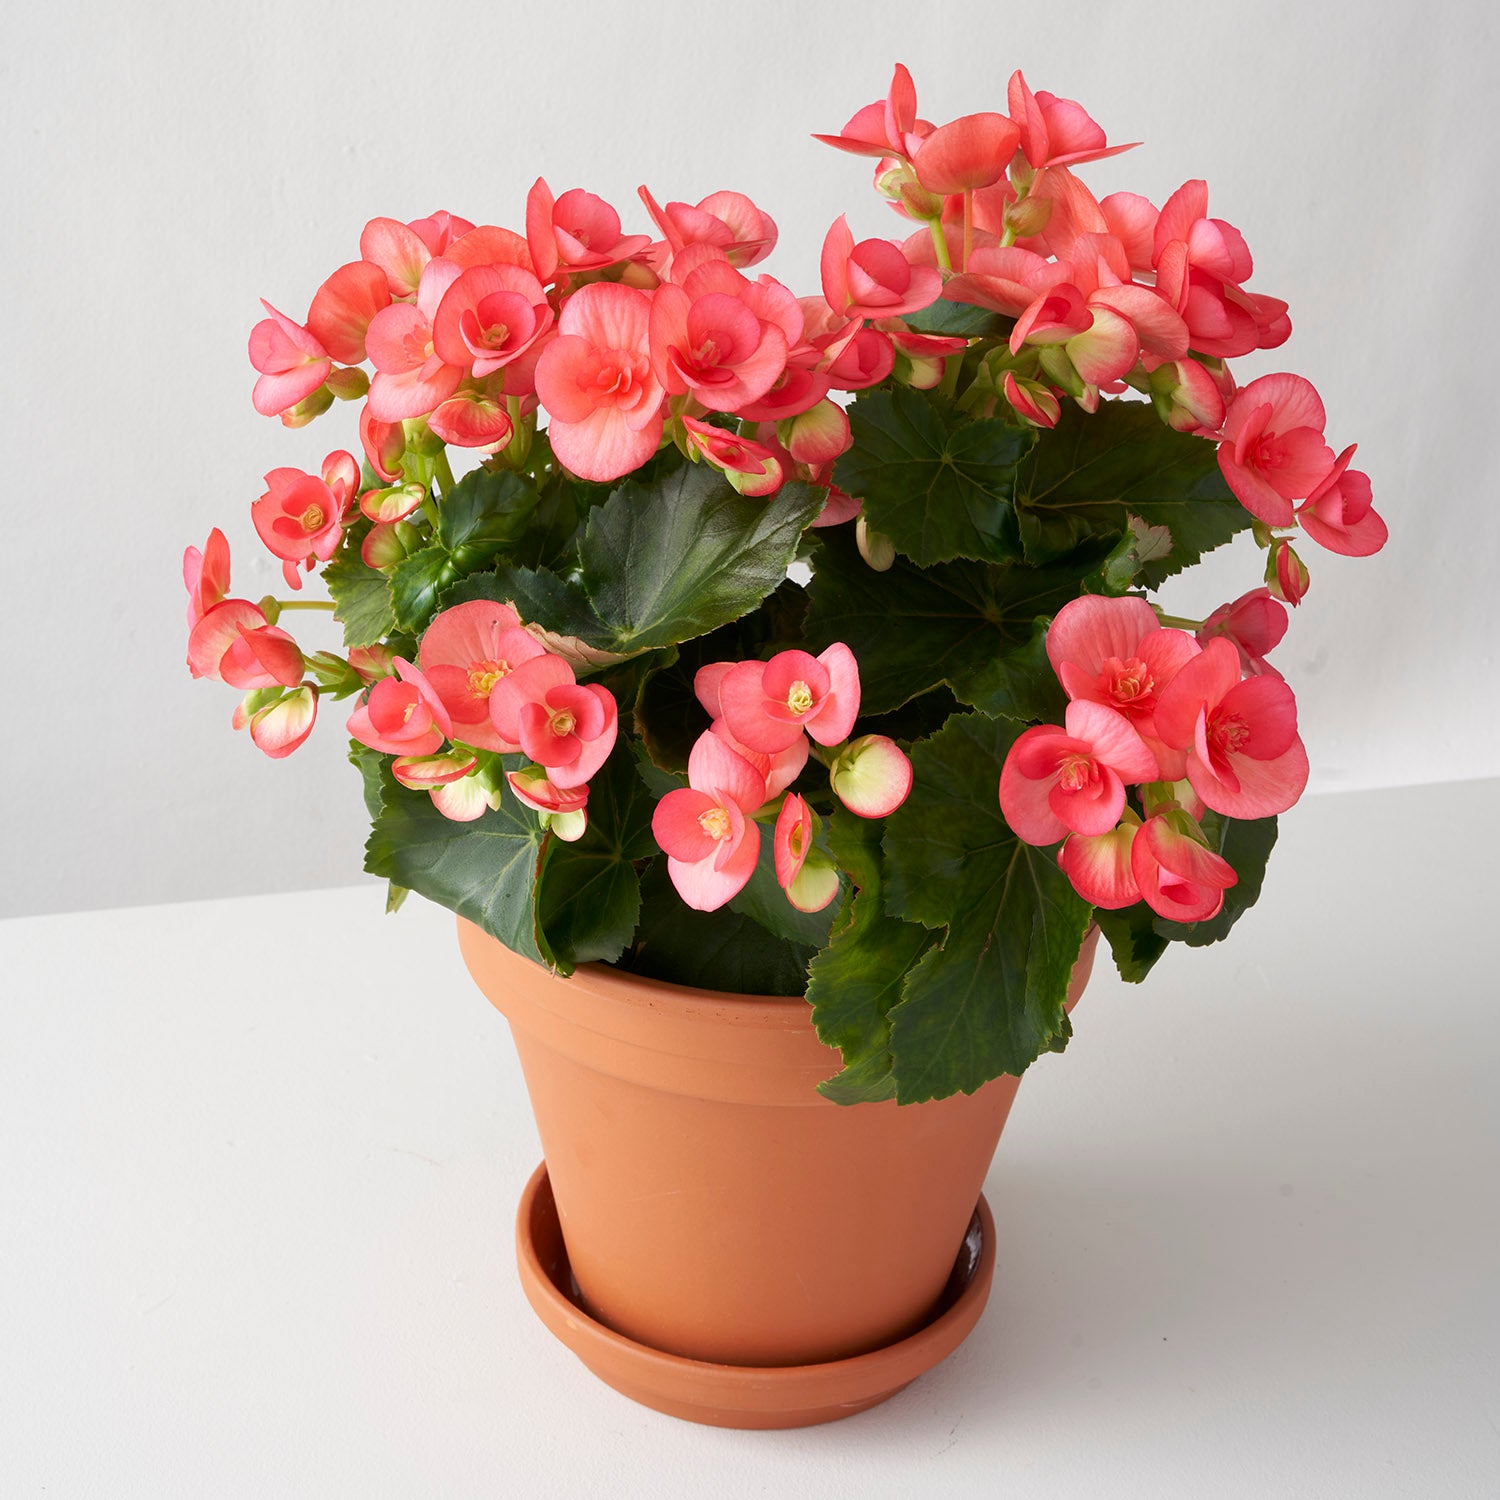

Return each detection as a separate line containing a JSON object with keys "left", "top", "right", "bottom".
{"left": 184, "top": 63, "right": 1385, "bottom": 1427}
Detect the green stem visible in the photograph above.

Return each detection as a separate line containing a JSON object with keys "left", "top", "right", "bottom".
{"left": 431, "top": 450, "right": 456, "bottom": 498}
{"left": 274, "top": 599, "right": 336, "bottom": 612}
{"left": 1152, "top": 610, "right": 1204, "bottom": 631}
{"left": 927, "top": 217, "right": 952, "bottom": 272}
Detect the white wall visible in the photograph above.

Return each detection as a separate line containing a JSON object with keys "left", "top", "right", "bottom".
{"left": 4, "top": 0, "right": 1495, "bottom": 918}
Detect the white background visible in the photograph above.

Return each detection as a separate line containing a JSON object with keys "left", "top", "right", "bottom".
{"left": 4, "top": 0, "right": 1497, "bottom": 917}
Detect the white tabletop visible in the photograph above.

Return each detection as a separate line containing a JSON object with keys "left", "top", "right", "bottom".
{"left": 4, "top": 778, "right": 1496, "bottom": 1499}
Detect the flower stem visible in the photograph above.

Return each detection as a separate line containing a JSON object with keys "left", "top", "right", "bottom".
{"left": 274, "top": 599, "right": 336, "bottom": 612}
{"left": 927, "top": 217, "right": 952, "bottom": 272}
{"left": 1152, "top": 610, "right": 1203, "bottom": 631}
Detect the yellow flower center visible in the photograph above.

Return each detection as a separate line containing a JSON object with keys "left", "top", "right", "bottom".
{"left": 468, "top": 660, "right": 509, "bottom": 698}
{"left": 300, "top": 503, "right": 325, "bottom": 532}
{"left": 787, "top": 680, "right": 814, "bottom": 716}
{"left": 698, "top": 806, "right": 731, "bottom": 841}
{"left": 550, "top": 708, "right": 576, "bottom": 738}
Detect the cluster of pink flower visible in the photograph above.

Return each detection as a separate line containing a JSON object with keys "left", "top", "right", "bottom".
{"left": 823, "top": 65, "right": 1386, "bottom": 581}
{"left": 1000, "top": 592, "right": 1305, "bottom": 922}
{"left": 653, "top": 646, "right": 912, "bottom": 911}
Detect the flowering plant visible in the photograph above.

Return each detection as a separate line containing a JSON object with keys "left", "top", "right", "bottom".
{"left": 185, "top": 65, "right": 1384, "bottom": 1104}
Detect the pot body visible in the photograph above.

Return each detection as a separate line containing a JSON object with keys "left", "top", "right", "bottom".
{"left": 459, "top": 919, "right": 1098, "bottom": 1368}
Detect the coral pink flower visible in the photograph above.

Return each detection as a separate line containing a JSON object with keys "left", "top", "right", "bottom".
{"left": 1267, "top": 537, "right": 1311, "bottom": 606}
{"left": 252, "top": 451, "right": 359, "bottom": 590}
{"left": 829, "top": 734, "right": 913, "bottom": 818}
{"left": 1131, "top": 813, "right": 1237, "bottom": 923}
{"left": 911, "top": 113, "right": 1020, "bottom": 194}
{"left": 680, "top": 416, "right": 783, "bottom": 496}
{"left": 508, "top": 766, "right": 590, "bottom": 842}
{"left": 392, "top": 748, "right": 480, "bottom": 791}
{"left": 820, "top": 217, "right": 942, "bottom": 322}
{"left": 718, "top": 644, "right": 861, "bottom": 754}
{"left": 1058, "top": 814, "right": 1142, "bottom": 908}
{"left": 652, "top": 730, "right": 767, "bottom": 911}
{"left": 1007, "top": 71, "right": 1137, "bottom": 171}
{"left": 812, "top": 63, "right": 929, "bottom": 162}
{"left": 639, "top": 186, "right": 778, "bottom": 270}
{"left": 780, "top": 399, "right": 850, "bottom": 466}
{"left": 183, "top": 527, "right": 231, "bottom": 629}
{"left": 534, "top": 282, "right": 664, "bottom": 482}
{"left": 999, "top": 699, "right": 1161, "bottom": 845}
{"left": 773, "top": 793, "right": 841, "bottom": 913}
{"left": 526, "top": 179, "right": 652, "bottom": 284}
{"left": 1047, "top": 595, "right": 1200, "bottom": 772}
{"left": 1149, "top": 357, "right": 1226, "bottom": 433}
{"left": 1003, "top": 371, "right": 1061, "bottom": 428}
{"left": 1217, "top": 374, "right": 1335, "bottom": 527}
{"left": 823, "top": 327, "right": 896, "bottom": 391}
{"left": 488, "top": 654, "right": 618, "bottom": 790}
{"left": 248, "top": 302, "right": 330, "bottom": 418}
{"left": 431, "top": 264, "right": 554, "bottom": 378}
{"left": 1100, "top": 192, "right": 1158, "bottom": 273}
{"left": 360, "top": 404, "right": 405, "bottom": 484}
{"left": 1199, "top": 588, "right": 1289, "bottom": 678}
{"left": 428, "top": 381, "right": 515, "bottom": 451}
{"left": 364, "top": 258, "right": 465, "bottom": 422}
{"left": 705, "top": 718, "right": 806, "bottom": 803}
{"left": 648, "top": 261, "right": 792, "bottom": 412}
{"left": 346, "top": 658, "right": 453, "bottom": 757}
{"left": 418, "top": 600, "right": 547, "bottom": 753}
{"left": 188, "top": 600, "right": 304, "bottom": 689}
{"left": 1297, "top": 445, "right": 1387, "bottom": 557}
{"left": 306, "top": 260, "right": 391, "bottom": 366}
{"left": 360, "top": 216, "right": 436, "bottom": 299}
{"left": 240, "top": 684, "right": 318, "bottom": 760}
{"left": 1154, "top": 637, "right": 1309, "bottom": 818}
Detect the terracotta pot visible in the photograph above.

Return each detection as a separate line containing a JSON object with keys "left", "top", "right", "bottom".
{"left": 458, "top": 919, "right": 1099, "bottom": 1424}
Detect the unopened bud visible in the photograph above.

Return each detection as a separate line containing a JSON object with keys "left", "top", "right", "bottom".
{"left": 325, "top": 366, "right": 370, "bottom": 401}
{"left": 856, "top": 517, "right": 896, "bottom": 572}
{"left": 1266, "top": 538, "right": 1310, "bottom": 606}
{"left": 279, "top": 385, "right": 335, "bottom": 429}
{"left": 1003, "top": 193, "right": 1053, "bottom": 240}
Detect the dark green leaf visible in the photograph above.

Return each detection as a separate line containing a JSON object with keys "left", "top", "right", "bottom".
{"left": 808, "top": 811, "right": 934, "bottom": 1105}
{"left": 579, "top": 467, "right": 822, "bottom": 652}
{"left": 1153, "top": 814, "right": 1278, "bottom": 947}
{"left": 803, "top": 527, "right": 1088, "bottom": 719}
{"left": 389, "top": 546, "right": 460, "bottom": 634}
{"left": 325, "top": 547, "right": 395, "bottom": 649}
{"left": 900, "top": 300, "right": 1013, "bottom": 341}
{"left": 443, "top": 564, "right": 613, "bottom": 651}
{"left": 536, "top": 749, "right": 656, "bottom": 967}
{"left": 364, "top": 761, "right": 552, "bottom": 966}
{"left": 349, "top": 741, "right": 386, "bottom": 821}
{"left": 836, "top": 386, "right": 1031, "bottom": 566}
{"left": 619, "top": 859, "right": 815, "bottom": 996}
{"left": 883, "top": 712, "right": 1093, "bottom": 1100}
{"left": 1095, "top": 902, "right": 1169, "bottom": 983}
{"left": 1014, "top": 399, "right": 1249, "bottom": 586}
{"left": 729, "top": 822, "right": 839, "bottom": 949}
{"left": 435, "top": 467, "right": 538, "bottom": 568}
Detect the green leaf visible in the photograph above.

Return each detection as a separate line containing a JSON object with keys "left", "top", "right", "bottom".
{"left": 808, "top": 811, "right": 934, "bottom": 1105}
{"left": 349, "top": 741, "right": 387, "bottom": 821}
{"left": 1095, "top": 902, "right": 1169, "bottom": 983}
{"left": 900, "top": 300, "right": 1013, "bottom": 341}
{"left": 435, "top": 466, "right": 538, "bottom": 568}
{"left": 535, "top": 749, "right": 658, "bottom": 969}
{"left": 836, "top": 386, "right": 1031, "bottom": 566}
{"left": 1013, "top": 399, "right": 1249, "bottom": 586}
{"left": 883, "top": 713, "right": 1093, "bottom": 1101}
{"left": 620, "top": 859, "right": 816, "bottom": 997}
{"left": 579, "top": 466, "right": 822, "bottom": 652}
{"left": 363, "top": 761, "right": 553, "bottom": 966}
{"left": 729, "top": 823, "right": 839, "bottom": 949}
{"left": 1153, "top": 814, "right": 1278, "bottom": 947}
{"left": 325, "top": 547, "right": 395, "bottom": 649}
{"left": 1094, "top": 513, "right": 1177, "bottom": 595}
{"left": 389, "top": 546, "right": 460, "bottom": 634}
{"left": 443, "top": 564, "right": 613, "bottom": 651}
{"left": 803, "top": 526, "right": 1087, "bottom": 720}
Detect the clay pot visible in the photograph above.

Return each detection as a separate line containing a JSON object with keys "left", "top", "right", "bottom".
{"left": 458, "top": 919, "right": 1099, "bottom": 1425}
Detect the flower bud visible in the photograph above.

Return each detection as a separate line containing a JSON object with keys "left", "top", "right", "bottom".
{"left": 856, "top": 517, "right": 896, "bottom": 572}
{"left": 325, "top": 366, "right": 370, "bottom": 401}
{"left": 279, "top": 385, "right": 335, "bottom": 429}
{"left": 829, "top": 734, "right": 914, "bottom": 818}
{"left": 1266, "top": 538, "right": 1310, "bottom": 606}
{"left": 1002, "top": 192, "right": 1053, "bottom": 240}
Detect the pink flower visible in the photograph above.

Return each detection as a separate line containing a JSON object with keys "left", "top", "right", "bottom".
{"left": 828, "top": 735, "right": 913, "bottom": 818}
{"left": 649, "top": 260, "right": 793, "bottom": 412}
{"left": 360, "top": 404, "right": 404, "bottom": 484}
{"left": 239, "top": 684, "right": 318, "bottom": 760}
{"left": 1198, "top": 589, "right": 1289, "bottom": 678}
{"left": 306, "top": 260, "right": 391, "bottom": 366}
{"left": 1057, "top": 814, "right": 1141, "bottom": 908}
{"left": 717, "top": 644, "right": 861, "bottom": 754}
{"left": 1217, "top": 374, "right": 1335, "bottom": 527}
{"left": 428, "top": 380, "right": 515, "bottom": 451}
{"left": 773, "top": 793, "right": 840, "bottom": 913}
{"left": 1007, "top": 70, "right": 1137, "bottom": 171}
{"left": 1047, "top": 595, "right": 1200, "bottom": 774}
{"left": 251, "top": 451, "right": 359, "bottom": 590}
{"left": 688, "top": 679, "right": 808, "bottom": 800}
{"left": 1267, "top": 537, "right": 1311, "bottom": 606}
{"left": 533, "top": 282, "right": 664, "bottom": 482}
{"left": 999, "top": 699, "right": 1161, "bottom": 846}
{"left": 188, "top": 600, "right": 304, "bottom": 689}
{"left": 820, "top": 216, "right": 942, "bottom": 322}
{"left": 346, "top": 658, "right": 453, "bottom": 757}
{"left": 1131, "top": 813, "right": 1237, "bottom": 923}
{"left": 508, "top": 766, "right": 590, "bottom": 841}
{"left": 431, "top": 264, "right": 554, "bottom": 378}
{"left": 1154, "top": 637, "right": 1308, "bottom": 819}
{"left": 359, "top": 216, "right": 436, "bottom": 299}
{"left": 651, "top": 730, "right": 767, "bottom": 911}
{"left": 364, "top": 258, "right": 464, "bottom": 423}
{"left": 488, "top": 654, "right": 618, "bottom": 790}
{"left": 417, "top": 599, "right": 547, "bottom": 753}
{"left": 680, "top": 416, "right": 783, "bottom": 496}
{"left": 526, "top": 179, "right": 652, "bottom": 284}
{"left": 1297, "top": 445, "right": 1387, "bottom": 557}
{"left": 911, "top": 113, "right": 1020, "bottom": 194}
{"left": 1003, "top": 372, "right": 1061, "bottom": 428}
{"left": 1148, "top": 358, "right": 1226, "bottom": 434}
{"left": 183, "top": 527, "right": 231, "bottom": 629}
{"left": 638, "top": 186, "right": 778, "bottom": 270}
{"left": 248, "top": 301, "right": 330, "bottom": 419}
{"left": 812, "top": 63, "right": 928, "bottom": 162}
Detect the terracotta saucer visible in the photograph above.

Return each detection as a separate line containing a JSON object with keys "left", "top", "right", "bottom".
{"left": 513, "top": 1160, "right": 997, "bottom": 1429}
